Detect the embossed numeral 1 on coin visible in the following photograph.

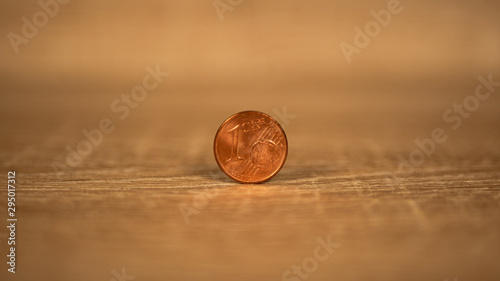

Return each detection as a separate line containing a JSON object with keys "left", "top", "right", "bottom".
{"left": 226, "top": 124, "right": 244, "bottom": 162}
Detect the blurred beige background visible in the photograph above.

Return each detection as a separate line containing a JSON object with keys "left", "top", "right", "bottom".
{"left": 1, "top": 0, "right": 499, "bottom": 104}
{"left": 1, "top": 1, "right": 500, "bottom": 281}
{"left": 1, "top": 0, "right": 499, "bottom": 172}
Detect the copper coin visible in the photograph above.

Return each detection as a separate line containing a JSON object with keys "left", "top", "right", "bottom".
{"left": 214, "top": 111, "right": 288, "bottom": 183}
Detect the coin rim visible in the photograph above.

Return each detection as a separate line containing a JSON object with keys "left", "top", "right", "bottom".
{"left": 213, "top": 110, "right": 288, "bottom": 184}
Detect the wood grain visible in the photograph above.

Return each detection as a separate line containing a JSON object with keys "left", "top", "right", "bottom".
{"left": 1, "top": 92, "right": 499, "bottom": 281}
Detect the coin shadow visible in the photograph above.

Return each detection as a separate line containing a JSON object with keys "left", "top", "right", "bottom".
{"left": 201, "top": 165, "right": 334, "bottom": 185}
{"left": 265, "top": 165, "right": 338, "bottom": 184}
{"left": 199, "top": 167, "right": 235, "bottom": 183}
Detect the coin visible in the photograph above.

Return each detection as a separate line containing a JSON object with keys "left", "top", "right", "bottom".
{"left": 213, "top": 111, "right": 288, "bottom": 183}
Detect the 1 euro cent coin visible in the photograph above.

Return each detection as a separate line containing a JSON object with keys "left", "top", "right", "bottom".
{"left": 214, "top": 111, "right": 288, "bottom": 183}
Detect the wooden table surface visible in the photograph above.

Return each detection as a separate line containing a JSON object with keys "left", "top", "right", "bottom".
{"left": 1, "top": 87, "right": 500, "bottom": 281}
{"left": 1, "top": 1, "right": 500, "bottom": 281}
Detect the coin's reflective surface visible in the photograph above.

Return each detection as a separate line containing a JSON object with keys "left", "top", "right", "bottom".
{"left": 214, "top": 111, "right": 288, "bottom": 183}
